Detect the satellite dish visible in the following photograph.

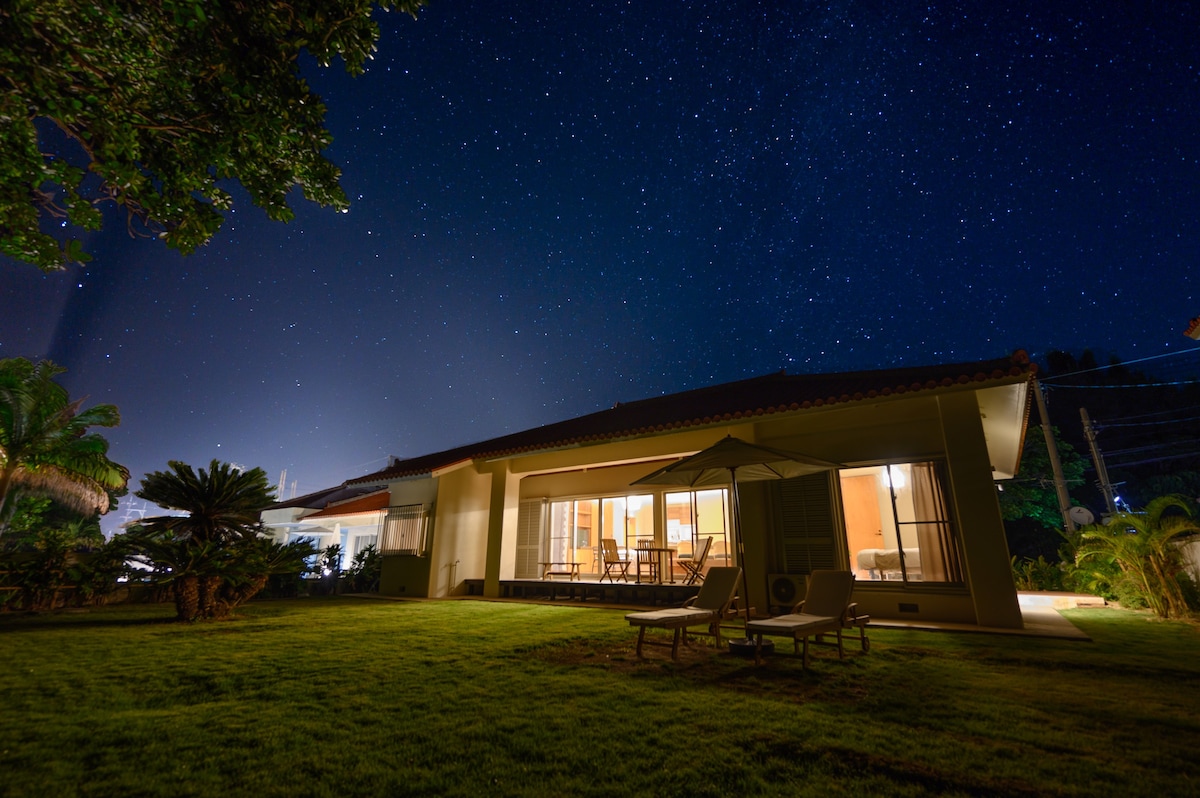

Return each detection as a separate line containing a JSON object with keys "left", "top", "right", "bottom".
{"left": 1068, "top": 506, "right": 1095, "bottom": 526}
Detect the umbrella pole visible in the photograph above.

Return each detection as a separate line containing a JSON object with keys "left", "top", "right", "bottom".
{"left": 730, "top": 468, "right": 753, "bottom": 630}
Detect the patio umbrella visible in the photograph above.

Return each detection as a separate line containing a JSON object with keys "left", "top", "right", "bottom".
{"left": 631, "top": 436, "right": 841, "bottom": 639}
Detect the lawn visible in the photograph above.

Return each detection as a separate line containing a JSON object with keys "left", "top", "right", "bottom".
{"left": 1, "top": 598, "right": 1197, "bottom": 797}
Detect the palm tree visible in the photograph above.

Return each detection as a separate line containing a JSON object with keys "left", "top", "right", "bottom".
{"left": 132, "top": 460, "right": 312, "bottom": 620}
{"left": 1076, "top": 495, "right": 1200, "bottom": 619}
{"left": 0, "top": 358, "right": 128, "bottom": 532}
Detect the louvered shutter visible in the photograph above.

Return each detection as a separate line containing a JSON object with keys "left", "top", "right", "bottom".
{"left": 778, "top": 473, "right": 837, "bottom": 574}
{"left": 515, "top": 499, "right": 546, "bottom": 579}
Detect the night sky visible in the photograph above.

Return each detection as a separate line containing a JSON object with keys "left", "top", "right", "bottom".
{"left": 2, "top": 2, "right": 1199, "bottom": 528}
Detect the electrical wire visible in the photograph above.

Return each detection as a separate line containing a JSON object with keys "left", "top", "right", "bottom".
{"left": 1041, "top": 348, "right": 1200, "bottom": 381}
{"left": 1097, "top": 414, "right": 1200, "bottom": 430}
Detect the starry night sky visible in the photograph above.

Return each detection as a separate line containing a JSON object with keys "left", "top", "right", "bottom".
{"left": 2, "top": 1, "right": 1199, "bottom": 526}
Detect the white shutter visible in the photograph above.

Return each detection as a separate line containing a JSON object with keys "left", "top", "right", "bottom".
{"left": 515, "top": 499, "right": 546, "bottom": 578}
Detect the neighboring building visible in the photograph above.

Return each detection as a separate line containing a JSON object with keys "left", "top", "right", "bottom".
{"left": 337, "top": 352, "right": 1036, "bottom": 629}
{"left": 261, "top": 485, "right": 387, "bottom": 570}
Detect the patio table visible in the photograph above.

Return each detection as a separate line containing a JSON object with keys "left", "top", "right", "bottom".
{"left": 635, "top": 547, "right": 675, "bottom": 584}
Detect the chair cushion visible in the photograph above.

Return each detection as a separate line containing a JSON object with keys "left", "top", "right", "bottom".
{"left": 746, "top": 612, "right": 839, "bottom": 635}
{"left": 626, "top": 607, "right": 718, "bottom": 628}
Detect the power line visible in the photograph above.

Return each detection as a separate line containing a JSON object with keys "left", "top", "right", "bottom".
{"left": 1106, "top": 450, "right": 1200, "bottom": 469}
{"left": 1043, "top": 347, "right": 1200, "bottom": 380}
{"left": 1041, "top": 377, "right": 1200, "bottom": 389}
{"left": 1098, "top": 414, "right": 1200, "bottom": 429}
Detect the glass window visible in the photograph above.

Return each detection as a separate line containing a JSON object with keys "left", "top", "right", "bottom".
{"left": 664, "top": 489, "right": 730, "bottom": 573}
{"left": 545, "top": 495, "right": 650, "bottom": 575}
{"left": 541, "top": 491, "right": 727, "bottom": 579}
{"left": 546, "top": 499, "right": 600, "bottom": 572}
{"left": 840, "top": 462, "right": 963, "bottom": 583}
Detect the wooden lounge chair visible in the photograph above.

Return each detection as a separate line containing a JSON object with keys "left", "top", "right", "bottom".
{"left": 678, "top": 536, "right": 712, "bottom": 586}
{"left": 625, "top": 566, "right": 741, "bottom": 660}
{"left": 599, "top": 538, "right": 630, "bottom": 583}
{"left": 746, "top": 570, "right": 869, "bottom": 668}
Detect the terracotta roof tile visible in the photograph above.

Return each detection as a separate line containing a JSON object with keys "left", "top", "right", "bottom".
{"left": 347, "top": 351, "right": 1034, "bottom": 485}
{"left": 305, "top": 490, "right": 391, "bottom": 518}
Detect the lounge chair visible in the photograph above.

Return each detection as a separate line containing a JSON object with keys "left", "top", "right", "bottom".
{"left": 745, "top": 570, "right": 869, "bottom": 667}
{"left": 678, "top": 536, "right": 712, "bottom": 586}
{"left": 625, "top": 566, "right": 741, "bottom": 660}
{"left": 599, "top": 538, "right": 630, "bottom": 583}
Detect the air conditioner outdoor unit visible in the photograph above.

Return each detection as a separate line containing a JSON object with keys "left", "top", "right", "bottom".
{"left": 767, "top": 573, "right": 807, "bottom": 610}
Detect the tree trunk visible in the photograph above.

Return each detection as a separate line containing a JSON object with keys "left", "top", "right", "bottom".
{"left": 197, "top": 575, "right": 223, "bottom": 618}
{"left": 174, "top": 576, "right": 200, "bottom": 621}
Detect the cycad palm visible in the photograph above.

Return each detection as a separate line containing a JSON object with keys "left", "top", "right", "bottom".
{"left": 0, "top": 358, "right": 128, "bottom": 532}
{"left": 1076, "top": 495, "right": 1199, "bottom": 618}
{"left": 136, "top": 459, "right": 272, "bottom": 544}
{"left": 133, "top": 460, "right": 311, "bottom": 620}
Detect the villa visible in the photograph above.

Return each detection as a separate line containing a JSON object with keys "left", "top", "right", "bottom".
{"left": 267, "top": 351, "right": 1036, "bottom": 629}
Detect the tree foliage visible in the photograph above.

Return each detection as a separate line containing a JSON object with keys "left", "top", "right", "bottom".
{"left": 0, "top": 358, "right": 128, "bottom": 533}
{"left": 130, "top": 459, "right": 313, "bottom": 620}
{"left": 1000, "top": 425, "right": 1086, "bottom": 531}
{"left": 1, "top": 0, "right": 426, "bottom": 271}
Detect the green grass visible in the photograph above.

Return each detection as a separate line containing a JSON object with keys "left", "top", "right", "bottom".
{"left": 1, "top": 598, "right": 1197, "bottom": 797}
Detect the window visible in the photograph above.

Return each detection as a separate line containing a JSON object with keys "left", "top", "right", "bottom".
{"left": 546, "top": 498, "right": 600, "bottom": 572}
{"left": 540, "top": 494, "right": 653, "bottom": 575}
{"left": 840, "top": 462, "right": 962, "bottom": 583}
{"left": 524, "top": 490, "right": 730, "bottom": 579}
{"left": 664, "top": 489, "right": 730, "bottom": 568}
{"left": 379, "top": 504, "right": 431, "bottom": 555}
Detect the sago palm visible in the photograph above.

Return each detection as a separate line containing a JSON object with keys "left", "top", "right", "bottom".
{"left": 1076, "top": 495, "right": 1199, "bottom": 618}
{"left": 0, "top": 358, "right": 128, "bottom": 532}
{"left": 135, "top": 459, "right": 274, "bottom": 543}
{"left": 133, "top": 460, "right": 306, "bottom": 620}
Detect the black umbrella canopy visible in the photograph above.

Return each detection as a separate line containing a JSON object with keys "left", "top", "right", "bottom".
{"left": 631, "top": 435, "right": 840, "bottom": 488}
{"left": 632, "top": 436, "right": 841, "bottom": 635}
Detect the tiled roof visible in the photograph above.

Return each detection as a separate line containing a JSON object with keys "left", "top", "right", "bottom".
{"left": 305, "top": 490, "right": 391, "bottom": 518}
{"left": 348, "top": 351, "right": 1035, "bottom": 485}
{"left": 263, "top": 484, "right": 379, "bottom": 511}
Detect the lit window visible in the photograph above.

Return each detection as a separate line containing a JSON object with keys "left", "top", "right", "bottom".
{"left": 840, "top": 462, "right": 963, "bottom": 583}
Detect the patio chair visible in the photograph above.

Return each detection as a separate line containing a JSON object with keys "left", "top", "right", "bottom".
{"left": 745, "top": 570, "right": 869, "bottom": 668}
{"left": 678, "top": 536, "right": 712, "bottom": 586}
{"left": 625, "top": 566, "right": 741, "bottom": 660}
{"left": 635, "top": 539, "right": 660, "bottom": 583}
{"left": 599, "top": 538, "right": 630, "bottom": 583}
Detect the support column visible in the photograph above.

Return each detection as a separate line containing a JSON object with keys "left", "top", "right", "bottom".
{"left": 483, "top": 463, "right": 521, "bottom": 598}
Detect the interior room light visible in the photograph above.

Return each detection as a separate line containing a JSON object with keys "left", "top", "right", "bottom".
{"left": 882, "top": 465, "right": 906, "bottom": 489}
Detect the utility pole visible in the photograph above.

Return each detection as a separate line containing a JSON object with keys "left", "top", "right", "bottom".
{"left": 1080, "top": 407, "right": 1118, "bottom": 517}
{"left": 1032, "top": 379, "right": 1076, "bottom": 532}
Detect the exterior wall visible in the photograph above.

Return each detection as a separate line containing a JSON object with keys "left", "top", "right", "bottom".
{"left": 937, "top": 391, "right": 1023, "bottom": 627}
{"left": 378, "top": 477, "right": 440, "bottom": 598}
{"left": 379, "top": 552, "right": 431, "bottom": 597}
{"left": 432, "top": 466, "right": 493, "bottom": 597}
{"left": 392, "top": 383, "right": 1025, "bottom": 627}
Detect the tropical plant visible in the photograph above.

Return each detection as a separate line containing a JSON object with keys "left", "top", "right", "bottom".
{"left": 2, "top": 0, "right": 427, "bottom": 271}
{"left": 0, "top": 518, "right": 126, "bottom": 612}
{"left": 0, "top": 358, "right": 129, "bottom": 534}
{"left": 1011, "top": 554, "right": 1071, "bottom": 592}
{"left": 317, "top": 543, "right": 343, "bottom": 594}
{"left": 1075, "top": 495, "right": 1200, "bottom": 619}
{"left": 129, "top": 459, "right": 313, "bottom": 620}
{"left": 344, "top": 544, "right": 381, "bottom": 593}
